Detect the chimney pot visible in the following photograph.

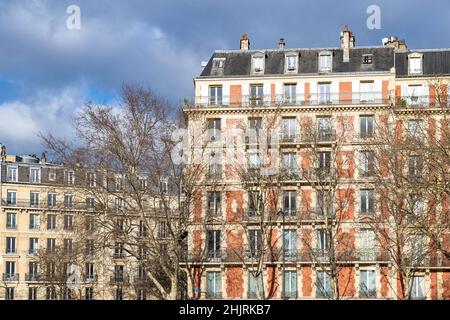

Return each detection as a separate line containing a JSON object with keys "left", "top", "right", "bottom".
{"left": 240, "top": 34, "right": 250, "bottom": 51}
{"left": 279, "top": 38, "right": 285, "bottom": 49}
{"left": 340, "top": 25, "right": 355, "bottom": 62}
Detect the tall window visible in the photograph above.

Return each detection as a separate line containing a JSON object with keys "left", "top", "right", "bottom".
{"left": 410, "top": 276, "right": 425, "bottom": 299}
{"left": 409, "top": 193, "right": 424, "bottom": 217}
{"left": 318, "top": 53, "right": 332, "bottom": 72}
{"left": 28, "top": 262, "right": 38, "bottom": 280}
{"left": 64, "top": 238, "right": 73, "bottom": 255}
{"left": 359, "top": 81, "right": 375, "bottom": 102}
{"left": 248, "top": 191, "right": 263, "bottom": 217}
{"left": 359, "top": 116, "right": 374, "bottom": 138}
{"left": 47, "top": 238, "right": 56, "bottom": 254}
{"left": 360, "top": 189, "right": 375, "bottom": 215}
{"left": 6, "top": 212, "right": 16, "bottom": 229}
{"left": 252, "top": 55, "right": 264, "bottom": 73}
{"left": 408, "top": 56, "right": 423, "bottom": 75}
{"left": 29, "top": 238, "right": 39, "bottom": 254}
{"left": 360, "top": 151, "right": 374, "bottom": 177}
{"left": 283, "top": 191, "right": 297, "bottom": 216}
{"left": 29, "top": 287, "right": 38, "bottom": 300}
{"left": 407, "top": 120, "right": 425, "bottom": 142}
{"left": 359, "top": 229, "right": 376, "bottom": 261}
{"left": 30, "top": 192, "right": 40, "bottom": 207}
{"left": 85, "top": 288, "right": 94, "bottom": 300}
{"left": 64, "top": 171, "right": 75, "bottom": 186}
{"left": 6, "top": 190, "right": 17, "bottom": 206}
{"left": 30, "top": 167, "right": 41, "bottom": 183}
{"left": 157, "top": 221, "right": 169, "bottom": 239}
{"left": 46, "top": 287, "right": 57, "bottom": 300}
{"left": 47, "top": 214, "right": 56, "bottom": 230}
{"left": 7, "top": 166, "right": 18, "bottom": 182}
{"left": 285, "top": 55, "right": 297, "bottom": 72}
{"left": 64, "top": 215, "right": 74, "bottom": 230}
{"left": 207, "top": 118, "right": 221, "bottom": 141}
{"left": 248, "top": 272, "right": 264, "bottom": 299}
{"left": 281, "top": 117, "right": 297, "bottom": 141}
{"left": 317, "top": 117, "right": 332, "bottom": 140}
{"left": 85, "top": 263, "right": 95, "bottom": 281}
{"left": 316, "top": 271, "right": 332, "bottom": 298}
{"left": 207, "top": 230, "right": 221, "bottom": 259}
{"left": 206, "top": 271, "right": 222, "bottom": 299}
{"left": 5, "top": 261, "right": 16, "bottom": 280}
{"left": 317, "top": 151, "right": 331, "bottom": 175}
{"left": 5, "top": 288, "right": 14, "bottom": 300}
{"left": 29, "top": 213, "right": 40, "bottom": 230}
{"left": 250, "top": 84, "right": 264, "bottom": 106}
{"left": 86, "top": 240, "right": 95, "bottom": 256}
{"left": 284, "top": 271, "right": 297, "bottom": 298}
{"left": 284, "top": 84, "right": 297, "bottom": 104}
{"left": 64, "top": 194, "right": 73, "bottom": 208}
{"left": 407, "top": 85, "right": 423, "bottom": 106}
{"left": 283, "top": 229, "right": 298, "bottom": 260}
{"left": 408, "top": 155, "right": 423, "bottom": 178}
{"left": 209, "top": 86, "right": 223, "bottom": 105}
{"left": 87, "top": 172, "right": 96, "bottom": 187}
{"left": 248, "top": 230, "right": 262, "bottom": 257}
{"left": 6, "top": 237, "right": 16, "bottom": 254}
{"left": 316, "top": 191, "right": 333, "bottom": 217}
{"left": 115, "top": 287, "right": 123, "bottom": 300}
{"left": 360, "top": 270, "right": 376, "bottom": 298}
{"left": 316, "top": 229, "right": 329, "bottom": 256}
{"left": 248, "top": 153, "right": 262, "bottom": 169}
{"left": 318, "top": 83, "right": 331, "bottom": 103}
{"left": 47, "top": 193, "right": 57, "bottom": 207}
{"left": 282, "top": 153, "right": 298, "bottom": 177}
{"left": 207, "top": 192, "right": 221, "bottom": 216}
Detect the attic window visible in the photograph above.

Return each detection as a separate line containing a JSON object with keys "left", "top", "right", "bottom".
{"left": 362, "top": 54, "right": 373, "bottom": 64}
{"left": 318, "top": 51, "right": 332, "bottom": 73}
{"left": 212, "top": 58, "right": 225, "bottom": 69}
{"left": 285, "top": 54, "right": 298, "bottom": 73}
{"left": 252, "top": 54, "right": 265, "bottom": 74}
{"left": 408, "top": 53, "right": 423, "bottom": 75}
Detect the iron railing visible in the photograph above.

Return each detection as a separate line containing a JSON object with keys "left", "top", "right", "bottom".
{"left": 3, "top": 273, "right": 19, "bottom": 281}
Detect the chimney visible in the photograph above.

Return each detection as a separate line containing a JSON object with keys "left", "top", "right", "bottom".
{"left": 340, "top": 25, "right": 355, "bottom": 63}
{"left": 0, "top": 144, "right": 6, "bottom": 162}
{"left": 279, "top": 38, "right": 285, "bottom": 49}
{"left": 382, "top": 36, "right": 407, "bottom": 52}
{"left": 240, "top": 34, "right": 250, "bottom": 51}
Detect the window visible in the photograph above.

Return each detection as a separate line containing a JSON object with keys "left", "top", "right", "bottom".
{"left": 360, "top": 81, "right": 375, "bottom": 102}
{"left": 317, "top": 151, "right": 331, "bottom": 175}
{"left": 360, "top": 270, "right": 376, "bottom": 297}
{"left": 6, "top": 237, "right": 16, "bottom": 254}
{"left": 86, "top": 197, "right": 95, "bottom": 209}
{"left": 85, "top": 263, "right": 95, "bottom": 281}
{"left": 63, "top": 193, "right": 73, "bottom": 208}
{"left": 64, "top": 215, "right": 74, "bottom": 230}
{"left": 283, "top": 229, "right": 298, "bottom": 260}
{"left": 209, "top": 86, "right": 223, "bottom": 105}
{"left": 359, "top": 116, "right": 374, "bottom": 138}
{"left": 87, "top": 172, "right": 96, "bottom": 187}
{"left": 410, "top": 193, "right": 424, "bottom": 217}
{"left": 316, "top": 191, "right": 333, "bottom": 217}
{"left": 29, "top": 287, "right": 38, "bottom": 300}
{"left": 248, "top": 117, "right": 262, "bottom": 131}
{"left": 138, "top": 220, "right": 147, "bottom": 237}
{"left": 410, "top": 276, "right": 425, "bottom": 299}
{"left": 317, "top": 117, "right": 333, "bottom": 140}
{"left": 409, "top": 235, "right": 426, "bottom": 264}
{"left": 250, "top": 84, "right": 264, "bottom": 106}
{"left": 29, "top": 238, "right": 39, "bottom": 254}
{"left": 115, "top": 287, "right": 123, "bottom": 300}
{"left": 248, "top": 191, "right": 263, "bottom": 217}
{"left": 362, "top": 54, "right": 373, "bottom": 64}
{"left": 212, "top": 57, "right": 225, "bottom": 69}
{"left": 158, "top": 221, "right": 169, "bottom": 239}
{"left": 319, "top": 52, "right": 332, "bottom": 72}
{"left": 248, "top": 230, "right": 262, "bottom": 257}
{"left": 47, "top": 193, "right": 57, "bottom": 207}
{"left": 28, "top": 262, "right": 38, "bottom": 280}
{"left": 408, "top": 155, "right": 423, "bottom": 178}
{"left": 282, "top": 153, "right": 298, "bottom": 177}
{"left": 408, "top": 55, "right": 423, "bottom": 75}
{"left": 281, "top": 117, "right": 297, "bottom": 141}
{"left": 359, "top": 150, "right": 375, "bottom": 176}
{"left": 283, "top": 191, "right": 297, "bottom": 216}
{"left": 85, "top": 216, "right": 95, "bottom": 232}
{"left": 46, "top": 287, "right": 57, "bottom": 300}
{"left": 206, "top": 271, "right": 222, "bottom": 299}
{"left": 30, "top": 192, "right": 40, "bottom": 207}
{"left": 360, "top": 189, "right": 375, "bottom": 215}
{"left": 316, "top": 229, "right": 328, "bottom": 256}
{"left": 7, "top": 166, "right": 18, "bottom": 182}
{"left": 207, "top": 154, "right": 222, "bottom": 180}
{"left": 137, "top": 289, "right": 147, "bottom": 300}
{"left": 5, "top": 288, "right": 14, "bottom": 300}
{"left": 248, "top": 153, "right": 262, "bottom": 169}
{"left": 6, "top": 190, "right": 17, "bottom": 206}
{"left": 316, "top": 271, "right": 332, "bottom": 298}
{"left": 284, "top": 271, "right": 297, "bottom": 298}
{"left": 29, "top": 213, "right": 40, "bottom": 229}
{"left": 359, "top": 229, "right": 376, "bottom": 260}
{"left": 48, "top": 169, "right": 56, "bottom": 181}
{"left": 85, "top": 288, "right": 94, "bottom": 300}
{"left": 407, "top": 84, "right": 424, "bottom": 106}
{"left": 139, "top": 177, "right": 147, "bottom": 190}
{"left": 207, "top": 230, "right": 221, "bottom": 259}
{"left": 47, "top": 214, "right": 56, "bottom": 230}
{"left": 252, "top": 55, "right": 264, "bottom": 73}
{"left": 6, "top": 212, "right": 16, "bottom": 229}
{"left": 64, "top": 238, "right": 73, "bottom": 255}
{"left": 115, "top": 175, "right": 123, "bottom": 191}
{"left": 114, "top": 242, "right": 124, "bottom": 258}
{"left": 47, "top": 262, "right": 56, "bottom": 279}
{"left": 64, "top": 170, "right": 75, "bottom": 186}
{"left": 207, "top": 118, "right": 221, "bottom": 141}
{"left": 285, "top": 54, "right": 298, "bottom": 72}
{"left": 47, "top": 238, "right": 56, "bottom": 254}
{"left": 407, "top": 119, "right": 425, "bottom": 142}
{"left": 30, "top": 167, "right": 41, "bottom": 183}
{"left": 318, "top": 83, "right": 331, "bottom": 103}
{"left": 5, "top": 261, "right": 16, "bottom": 280}
{"left": 207, "top": 192, "right": 221, "bottom": 216}
{"left": 284, "top": 84, "right": 297, "bottom": 104}
{"left": 248, "top": 272, "right": 264, "bottom": 299}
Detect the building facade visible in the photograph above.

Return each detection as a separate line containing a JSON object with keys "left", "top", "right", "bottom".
{"left": 181, "top": 27, "right": 450, "bottom": 299}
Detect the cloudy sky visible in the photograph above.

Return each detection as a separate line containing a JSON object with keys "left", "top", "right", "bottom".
{"left": 0, "top": 0, "right": 449, "bottom": 155}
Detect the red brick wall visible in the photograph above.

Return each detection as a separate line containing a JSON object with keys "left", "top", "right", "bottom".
{"left": 226, "top": 267, "right": 243, "bottom": 298}
{"left": 395, "top": 120, "right": 403, "bottom": 143}
{"left": 226, "top": 229, "right": 243, "bottom": 257}
{"left": 336, "top": 188, "right": 355, "bottom": 220}
{"left": 337, "top": 228, "right": 355, "bottom": 257}
{"left": 302, "top": 266, "right": 312, "bottom": 297}
{"left": 300, "top": 189, "right": 312, "bottom": 219}
{"left": 430, "top": 272, "right": 438, "bottom": 299}
{"left": 230, "top": 85, "right": 242, "bottom": 106}
{"left": 380, "top": 267, "right": 389, "bottom": 298}
{"left": 226, "top": 191, "right": 243, "bottom": 222}
{"left": 336, "top": 151, "right": 354, "bottom": 179}
{"left": 443, "top": 273, "right": 450, "bottom": 299}
{"left": 338, "top": 267, "right": 355, "bottom": 297}
{"left": 266, "top": 266, "right": 279, "bottom": 298}
{"left": 193, "top": 267, "right": 202, "bottom": 298}
{"left": 194, "top": 191, "right": 202, "bottom": 222}
{"left": 305, "top": 82, "right": 310, "bottom": 104}
{"left": 382, "top": 80, "right": 389, "bottom": 102}
{"left": 339, "top": 82, "right": 352, "bottom": 104}
{"left": 271, "top": 83, "right": 276, "bottom": 104}
{"left": 336, "top": 115, "right": 355, "bottom": 142}
{"left": 396, "top": 85, "right": 401, "bottom": 104}
{"left": 193, "top": 229, "right": 203, "bottom": 258}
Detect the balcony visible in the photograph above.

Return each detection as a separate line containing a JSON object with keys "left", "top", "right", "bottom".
{"left": 25, "top": 273, "right": 41, "bottom": 282}
{"left": 110, "top": 275, "right": 130, "bottom": 284}
{"left": 134, "top": 275, "right": 147, "bottom": 285}
{"left": 83, "top": 274, "right": 98, "bottom": 283}
{"left": 184, "top": 92, "right": 389, "bottom": 109}
{"left": 396, "top": 95, "right": 450, "bottom": 108}
{"left": 3, "top": 273, "right": 19, "bottom": 282}
{"left": 1, "top": 198, "right": 99, "bottom": 211}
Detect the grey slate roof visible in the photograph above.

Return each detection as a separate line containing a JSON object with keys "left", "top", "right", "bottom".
{"left": 199, "top": 46, "right": 450, "bottom": 78}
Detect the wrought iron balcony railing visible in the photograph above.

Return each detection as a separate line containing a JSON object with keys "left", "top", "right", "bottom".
{"left": 3, "top": 273, "right": 19, "bottom": 281}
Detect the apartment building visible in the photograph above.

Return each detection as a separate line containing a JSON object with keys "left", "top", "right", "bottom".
{"left": 0, "top": 147, "right": 172, "bottom": 300}
{"left": 181, "top": 27, "right": 450, "bottom": 299}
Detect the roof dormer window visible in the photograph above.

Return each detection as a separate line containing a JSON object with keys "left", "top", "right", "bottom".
{"left": 212, "top": 58, "right": 225, "bottom": 69}
{"left": 252, "top": 54, "right": 265, "bottom": 74}
{"left": 408, "top": 53, "right": 423, "bottom": 75}
{"left": 285, "top": 53, "right": 298, "bottom": 73}
{"left": 319, "top": 51, "right": 332, "bottom": 73}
